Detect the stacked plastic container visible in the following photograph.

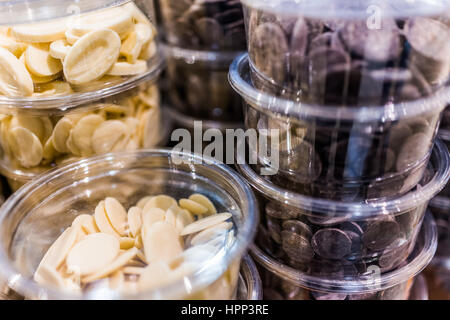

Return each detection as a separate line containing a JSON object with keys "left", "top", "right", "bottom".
{"left": 154, "top": 0, "right": 246, "bottom": 151}
{"left": 0, "top": 0, "right": 165, "bottom": 191}
{"left": 427, "top": 109, "right": 450, "bottom": 299}
{"left": 230, "top": 0, "right": 450, "bottom": 300}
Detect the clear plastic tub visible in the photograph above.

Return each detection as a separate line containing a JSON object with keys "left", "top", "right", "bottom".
{"left": 230, "top": 54, "right": 449, "bottom": 201}
{"left": 236, "top": 140, "right": 449, "bottom": 276}
{"left": 0, "top": 0, "right": 161, "bottom": 100}
{"left": 0, "top": 66, "right": 164, "bottom": 191}
{"left": 0, "top": 149, "right": 258, "bottom": 299}
{"left": 163, "top": 45, "right": 243, "bottom": 122}
{"left": 251, "top": 213, "right": 437, "bottom": 300}
{"left": 154, "top": 0, "right": 246, "bottom": 51}
{"left": 242, "top": 0, "right": 450, "bottom": 104}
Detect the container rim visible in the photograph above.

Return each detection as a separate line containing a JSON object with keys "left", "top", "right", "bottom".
{"left": 240, "top": 255, "right": 263, "bottom": 300}
{"left": 250, "top": 213, "right": 437, "bottom": 294}
{"left": 165, "top": 106, "right": 243, "bottom": 132}
{"left": 0, "top": 0, "right": 130, "bottom": 25}
{"left": 0, "top": 149, "right": 259, "bottom": 300}
{"left": 236, "top": 139, "right": 450, "bottom": 217}
{"left": 0, "top": 52, "right": 165, "bottom": 115}
{"left": 229, "top": 54, "right": 450, "bottom": 123}
{"left": 161, "top": 44, "right": 244, "bottom": 66}
{"left": 240, "top": 0, "right": 450, "bottom": 19}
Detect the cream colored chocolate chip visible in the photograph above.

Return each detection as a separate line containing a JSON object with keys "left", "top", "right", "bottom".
{"left": 34, "top": 80, "right": 73, "bottom": 96}
{"left": 139, "top": 41, "right": 157, "bottom": 60}
{"left": 181, "top": 213, "right": 233, "bottom": 236}
{"left": 9, "top": 127, "right": 43, "bottom": 168}
{"left": 10, "top": 115, "right": 46, "bottom": 142}
{"left": 127, "top": 206, "right": 142, "bottom": 237}
{"left": 136, "top": 196, "right": 152, "bottom": 209}
{"left": 52, "top": 117, "right": 74, "bottom": 153}
{"left": 107, "top": 60, "right": 147, "bottom": 76}
{"left": 65, "top": 29, "right": 80, "bottom": 45}
{"left": 66, "top": 130, "right": 82, "bottom": 156}
{"left": 104, "top": 197, "right": 128, "bottom": 236}
{"left": 92, "top": 120, "right": 130, "bottom": 154}
{"left": 165, "top": 205, "right": 178, "bottom": 228}
{"left": 143, "top": 221, "right": 183, "bottom": 264}
{"left": 64, "top": 29, "right": 121, "bottom": 85}
{"left": 42, "top": 138, "right": 59, "bottom": 165}
{"left": 12, "top": 19, "right": 67, "bottom": 43}
{"left": 25, "top": 43, "right": 62, "bottom": 77}
{"left": 175, "top": 209, "right": 194, "bottom": 233}
{"left": 0, "top": 34, "right": 27, "bottom": 57}
{"left": 138, "top": 261, "right": 173, "bottom": 291}
{"left": 120, "top": 31, "right": 144, "bottom": 64}
{"left": 71, "top": 114, "right": 105, "bottom": 156}
{"left": 72, "top": 214, "right": 99, "bottom": 234}
{"left": 190, "top": 222, "right": 232, "bottom": 247}
{"left": 50, "top": 40, "right": 71, "bottom": 60}
{"left": 34, "top": 265, "right": 66, "bottom": 288}
{"left": 94, "top": 200, "right": 120, "bottom": 237}
{"left": 0, "top": 47, "right": 33, "bottom": 97}
{"left": 66, "top": 233, "right": 120, "bottom": 276}
{"left": 83, "top": 247, "right": 138, "bottom": 283}
{"left": 143, "top": 195, "right": 177, "bottom": 212}
{"left": 179, "top": 199, "right": 208, "bottom": 215}
{"left": 188, "top": 194, "right": 217, "bottom": 215}
{"left": 37, "top": 226, "right": 80, "bottom": 270}
{"left": 70, "top": 7, "right": 133, "bottom": 38}
{"left": 119, "top": 237, "right": 135, "bottom": 250}
{"left": 141, "top": 207, "right": 165, "bottom": 231}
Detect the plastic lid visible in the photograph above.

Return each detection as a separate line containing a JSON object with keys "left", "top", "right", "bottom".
{"left": 251, "top": 213, "right": 437, "bottom": 294}
{"left": 0, "top": 0, "right": 129, "bottom": 25}
{"left": 240, "top": 0, "right": 450, "bottom": 19}
{"left": 229, "top": 54, "right": 450, "bottom": 123}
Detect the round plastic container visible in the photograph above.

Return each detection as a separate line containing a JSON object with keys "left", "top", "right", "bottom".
{"left": 241, "top": 0, "right": 450, "bottom": 105}
{"left": 163, "top": 45, "right": 243, "bottom": 122}
{"left": 252, "top": 213, "right": 437, "bottom": 300}
{"left": 236, "top": 255, "right": 263, "bottom": 300}
{"left": 0, "top": 149, "right": 258, "bottom": 300}
{"left": 0, "top": 0, "right": 161, "bottom": 101}
{"left": 236, "top": 140, "right": 449, "bottom": 276}
{"left": 230, "top": 54, "right": 449, "bottom": 201}
{"left": 154, "top": 0, "right": 246, "bottom": 51}
{"left": 0, "top": 67, "right": 165, "bottom": 192}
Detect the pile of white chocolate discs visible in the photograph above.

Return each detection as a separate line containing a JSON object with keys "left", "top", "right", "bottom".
{"left": 34, "top": 193, "right": 235, "bottom": 296}
{"left": 0, "top": 2, "right": 157, "bottom": 98}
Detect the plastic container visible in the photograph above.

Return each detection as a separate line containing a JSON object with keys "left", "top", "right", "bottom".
{"left": 252, "top": 213, "right": 437, "bottom": 300}
{"left": 154, "top": 0, "right": 246, "bottom": 51}
{"left": 230, "top": 54, "right": 449, "bottom": 201}
{"left": 0, "top": 149, "right": 258, "bottom": 300}
{"left": 242, "top": 0, "right": 450, "bottom": 105}
{"left": 0, "top": 68, "right": 165, "bottom": 192}
{"left": 163, "top": 45, "right": 243, "bottom": 122}
{"left": 0, "top": 0, "right": 161, "bottom": 100}
{"left": 236, "top": 140, "right": 449, "bottom": 276}
{"left": 236, "top": 255, "right": 263, "bottom": 300}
